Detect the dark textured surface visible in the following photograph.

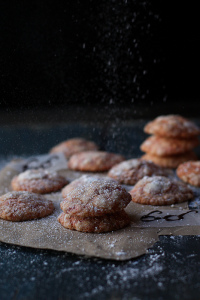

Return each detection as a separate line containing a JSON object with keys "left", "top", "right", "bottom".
{"left": 0, "top": 120, "right": 200, "bottom": 299}
{"left": 0, "top": 236, "right": 200, "bottom": 300}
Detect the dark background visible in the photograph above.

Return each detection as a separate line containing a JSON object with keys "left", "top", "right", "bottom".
{"left": 0, "top": 0, "right": 199, "bottom": 114}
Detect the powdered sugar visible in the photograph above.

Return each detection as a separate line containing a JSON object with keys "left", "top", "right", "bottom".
{"left": 17, "top": 169, "right": 58, "bottom": 181}
{"left": 143, "top": 176, "right": 171, "bottom": 194}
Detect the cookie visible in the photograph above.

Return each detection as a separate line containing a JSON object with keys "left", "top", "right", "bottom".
{"left": 68, "top": 151, "right": 125, "bottom": 172}
{"left": 176, "top": 161, "right": 200, "bottom": 187}
{"left": 144, "top": 115, "right": 200, "bottom": 138}
{"left": 107, "top": 158, "right": 173, "bottom": 185}
{"left": 60, "top": 180, "right": 131, "bottom": 217}
{"left": 50, "top": 138, "right": 99, "bottom": 158}
{"left": 129, "top": 175, "right": 194, "bottom": 205}
{"left": 141, "top": 151, "right": 198, "bottom": 169}
{"left": 11, "top": 168, "right": 68, "bottom": 194}
{"left": 140, "top": 135, "right": 199, "bottom": 157}
{"left": 62, "top": 175, "right": 116, "bottom": 198}
{"left": 58, "top": 210, "right": 130, "bottom": 233}
{"left": 0, "top": 191, "right": 54, "bottom": 221}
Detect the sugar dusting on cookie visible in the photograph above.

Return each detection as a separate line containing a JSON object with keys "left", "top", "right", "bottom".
{"left": 130, "top": 175, "right": 194, "bottom": 205}
{"left": 143, "top": 176, "right": 171, "bottom": 194}
{"left": 177, "top": 161, "right": 200, "bottom": 187}
{"left": 61, "top": 180, "right": 131, "bottom": 217}
{"left": 108, "top": 159, "right": 172, "bottom": 185}
{"left": 0, "top": 191, "right": 54, "bottom": 221}
{"left": 17, "top": 169, "right": 58, "bottom": 181}
{"left": 144, "top": 115, "right": 200, "bottom": 138}
{"left": 11, "top": 168, "right": 68, "bottom": 194}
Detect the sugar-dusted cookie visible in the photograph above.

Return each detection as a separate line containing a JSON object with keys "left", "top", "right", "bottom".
{"left": 0, "top": 191, "right": 54, "bottom": 221}
{"left": 176, "top": 161, "right": 200, "bottom": 187}
{"left": 11, "top": 168, "right": 68, "bottom": 194}
{"left": 129, "top": 175, "right": 193, "bottom": 205}
{"left": 144, "top": 115, "right": 200, "bottom": 138}
{"left": 61, "top": 180, "right": 131, "bottom": 217}
{"left": 68, "top": 151, "right": 125, "bottom": 172}
{"left": 141, "top": 151, "right": 198, "bottom": 169}
{"left": 58, "top": 210, "right": 130, "bottom": 233}
{"left": 107, "top": 158, "right": 173, "bottom": 185}
{"left": 140, "top": 135, "right": 199, "bottom": 157}
{"left": 62, "top": 175, "right": 116, "bottom": 198}
{"left": 49, "top": 138, "right": 99, "bottom": 158}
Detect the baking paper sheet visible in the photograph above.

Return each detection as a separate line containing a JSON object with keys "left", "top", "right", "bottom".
{"left": 0, "top": 154, "right": 200, "bottom": 261}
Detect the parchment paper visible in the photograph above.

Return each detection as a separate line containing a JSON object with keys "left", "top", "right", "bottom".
{"left": 0, "top": 154, "right": 200, "bottom": 261}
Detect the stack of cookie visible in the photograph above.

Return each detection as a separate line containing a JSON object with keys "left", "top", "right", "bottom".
{"left": 140, "top": 115, "right": 200, "bottom": 168}
{"left": 58, "top": 177, "right": 131, "bottom": 233}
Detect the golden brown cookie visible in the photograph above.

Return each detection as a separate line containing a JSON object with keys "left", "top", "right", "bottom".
{"left": 140, "top": 135, "right": 199, "bottom": 156}
{"left": 11, "top": 168, "right": 68, "bottom": 194}
{"left": 144, "top": 115, "right": 200, "bottom": 138}
{"left": 58, "top": 210, "right": 130, "bottom": 233}
{"left": 0, "top": 191, "right": 54, "bottom": 221}
{"left": 176, "top": 161, "right": 200, "bottom": 187}
{"left": 68, "top": 151, "right": 125, "bottom": 172}
{"left": 61, "top": 180, "right": 131, "bottom": 217}
{"left": 107, "top": 158, "right": 173, "bottom": 185}
{"left": 62, "top": 175, "right": 116, "bottom": 198}
{"left": 49, "top": 138, "right": 99, "bottom": 158}
{"left": 141, "top": 151, "right": 198, "bottom": 169}
{"left": 129, "top": 175, "right": 193, "bottom": 206}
